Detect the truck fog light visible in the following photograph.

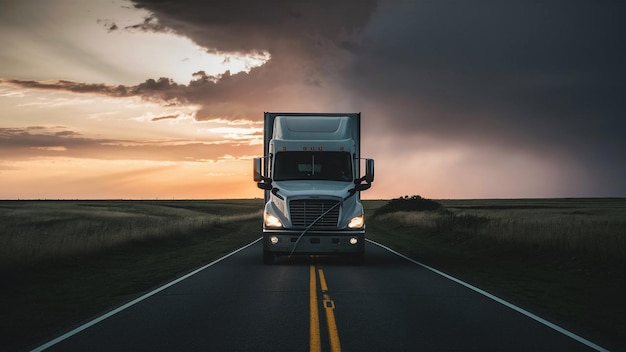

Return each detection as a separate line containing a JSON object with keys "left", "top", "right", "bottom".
{"left": 349, "top": 237, "right": 358, "bottom": 245}
{"left": 270, "top": 236, "right": 279, "bottom": 245}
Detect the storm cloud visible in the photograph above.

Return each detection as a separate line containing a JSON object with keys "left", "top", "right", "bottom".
{"left": 3, "top": 0, "right": 624, "bottom": 197}
{"left": 123, "top": 0, "right": 625, "bottom": 196}
{"left": 346, "top": 1, "right": 626, "bottom": 195}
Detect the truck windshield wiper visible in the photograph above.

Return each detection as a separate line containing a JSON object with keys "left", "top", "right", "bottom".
{"left": 288, "top": 188, "right": 357, "bottom": 259}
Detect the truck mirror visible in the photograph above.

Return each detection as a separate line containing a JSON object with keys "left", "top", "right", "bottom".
{"left": 365, "top": 159, "right": 375, "bottom": 183}
{"left": 253, "top": 158, "right": 263, "bottom": 182}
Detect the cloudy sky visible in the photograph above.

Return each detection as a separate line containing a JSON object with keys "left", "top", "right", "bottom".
{"left": 1, "top": 0, "right": 624, "bottom": 199}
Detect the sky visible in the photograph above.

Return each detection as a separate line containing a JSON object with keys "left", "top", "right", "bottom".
{"left": 1, "top": 0, "right": 624, "bottom": 200}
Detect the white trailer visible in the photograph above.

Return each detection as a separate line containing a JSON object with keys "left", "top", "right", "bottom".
{"left": 253, "top": 112, "right": 374, "bottom": 264}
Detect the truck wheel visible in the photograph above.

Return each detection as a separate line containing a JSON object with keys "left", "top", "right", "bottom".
{"left": 263, "top": 250, "right": 275, "bottom": 265}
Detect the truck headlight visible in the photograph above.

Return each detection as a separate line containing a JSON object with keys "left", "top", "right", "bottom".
{"left": 264, "top": 212, "right": 283, "bottom": 228}
{"left": 348, "top": 215, "right": 364, "bottom": 229}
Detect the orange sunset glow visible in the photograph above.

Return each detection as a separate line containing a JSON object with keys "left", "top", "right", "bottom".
{"left": 1, "top": 0, "right": 624, "bottom": 199}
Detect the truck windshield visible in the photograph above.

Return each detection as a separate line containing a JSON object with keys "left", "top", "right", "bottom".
{"left": 273, "top": 151, "right": 353, "bottom": 182}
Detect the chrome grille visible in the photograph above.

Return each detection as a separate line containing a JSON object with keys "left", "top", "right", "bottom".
{"left": 289, "top": 199, "right": 340, "bottom": 229}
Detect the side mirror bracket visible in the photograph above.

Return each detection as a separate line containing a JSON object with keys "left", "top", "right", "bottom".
{"left": 257, "top": 181, "right": 273, "bottom": 190}
{"left": 354, "top": 182, "right": 371, "bottom": 191}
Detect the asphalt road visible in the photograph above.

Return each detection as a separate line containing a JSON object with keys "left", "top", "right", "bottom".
{"left": 36, "top": 239, "right": 606, "bottom": 352}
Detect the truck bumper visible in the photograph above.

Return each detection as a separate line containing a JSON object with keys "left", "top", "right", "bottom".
{"left": 263, "top": 229, "right": 365, "bottom": 255}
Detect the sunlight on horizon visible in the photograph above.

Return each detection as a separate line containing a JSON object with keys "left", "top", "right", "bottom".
{"left": 102, "top": 29, "right": 271, "bottom": 85}
{"left": 88, "top": 0, "right": 272, "bottom": 85}
{"left": 0, "top": 157, "right": 258, "bottom": 200}
{"left": 0, "top": 0, "right": 271, "bottom": 86}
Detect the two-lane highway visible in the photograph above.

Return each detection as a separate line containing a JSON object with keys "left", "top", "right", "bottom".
{"left": 35, "top": 239, "right": 607, "bottom": 351}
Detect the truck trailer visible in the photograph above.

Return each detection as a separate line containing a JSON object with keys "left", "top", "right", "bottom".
{"left": 253, "top": 112, "right": 374, "bottom": 264}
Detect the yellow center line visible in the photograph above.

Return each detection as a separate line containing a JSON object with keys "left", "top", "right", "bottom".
{"left": 317, "top": 267, "right": 342, "bottom": 352}
{"left": 310, "top": 265, "right": 321, "bottom": 352}
{"left": 318, "top": 268, "right": 328, "bottom": 292}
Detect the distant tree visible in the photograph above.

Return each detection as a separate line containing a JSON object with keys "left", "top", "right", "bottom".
{"left": 374, "top": 195, "right": 442, "bottom": 216}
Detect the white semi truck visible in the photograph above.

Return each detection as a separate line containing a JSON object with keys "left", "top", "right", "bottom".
{"left": 253, "top": 112, "right": 374, "bottom": 264}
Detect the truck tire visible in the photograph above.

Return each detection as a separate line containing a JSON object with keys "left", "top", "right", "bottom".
{"left": 263, "top": 250, "right": 275, "bottom": 265}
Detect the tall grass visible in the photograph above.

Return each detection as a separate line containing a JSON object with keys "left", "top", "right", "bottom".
{"left": 0, "top": 201, "right": 262, "bottom": 267}
{"left": 369, "top": 199, "right": 626, "bottom": 349}
{"left": 374, "top": 199, "right": 626, "bottom": 263}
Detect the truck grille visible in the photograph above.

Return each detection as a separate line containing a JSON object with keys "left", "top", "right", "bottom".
{"left": 289, "top": 199, "right": 340, "bottom": 229}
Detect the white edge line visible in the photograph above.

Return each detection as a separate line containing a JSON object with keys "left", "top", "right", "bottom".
{"left": 367, "top": 239, "right": 610, "bottom": 352}
{"left": 31, "top": 238, "right": 262, "bottom": 352}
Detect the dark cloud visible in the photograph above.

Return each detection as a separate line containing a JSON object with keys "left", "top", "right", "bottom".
{"left": 1, "top": 79, "right": 123, "bottom": 95}
{"left": 151, "top": 114, "right": 179, "bottom": 122}
{"left": 124, "top": 15, "right": 166, "bottom": 32}
{"left": 127, "top": 0, "right": 380, "bottom": 119}
{"left": 343, "top": 1, "right": 626, "bottom": 195}
{"left": 121, "top": 0, "right": 625, "bottom": 195}
{"left": 131, "top": 0, "right": 377, "bottom": 53}
{"left": 54, "top": 130, "right": 81, "bottom": 137}
{"left": 4, "top": 0, "right": 624, "bottom": 196}
{"left": 2, "top": 0, "right": 379, "bottom": 120}
{"left": 348, "top": 2, "right": 626, "bottom": 133}
{"left": 97, "top": 19, "right": 119, "bottom": 32}
{"left": 0, "top": 77, "right": 189, "bottom": 105}
{"left": 0, "top": 127, "right": 257, "bottom": 162}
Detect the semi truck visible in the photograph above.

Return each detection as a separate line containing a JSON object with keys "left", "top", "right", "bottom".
{"left": 253, "top": 112, "right": 374, "bottom": 264}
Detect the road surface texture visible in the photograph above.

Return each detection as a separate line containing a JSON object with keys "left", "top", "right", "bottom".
{"left": 34, "top": 239, "right": 608, "bottom": 351}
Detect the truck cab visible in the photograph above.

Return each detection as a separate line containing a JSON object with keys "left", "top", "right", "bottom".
{"left": 254, "top": 113, "right": 374, "bottom": 264}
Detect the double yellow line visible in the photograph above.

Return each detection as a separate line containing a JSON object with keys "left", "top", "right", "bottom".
{"left": 310, "top": 265, "right": 341, "bottom": 352}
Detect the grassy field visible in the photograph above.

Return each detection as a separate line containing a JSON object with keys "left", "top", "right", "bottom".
{"left": 0, "top": 200, "right": 263, "bottom": 351}
{"left": 1, "top": 198, "right": 625, "bottom": 351}
{"left": 366, "top": 198, "right": 626, "bottom": 350}
{"left": 0, "top": 200, "right": 263, "bottom": 268}
{"left": 374, "top": 198, "right": 626, "bottom": 262}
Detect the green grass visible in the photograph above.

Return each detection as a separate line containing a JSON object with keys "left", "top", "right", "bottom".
{"left": 365, "top": 198, "right": 626, "bottom": 350}
{"left": 0, "top": 200, "right": 263, "bottom": 351}
{"left": 0, "top": 200, "right": 263, "bottom": 267}
{"left": 1, "top": 198, "right": 625, "bottom": 351}
{"left": 373, "top": 198, "right": 626, "bottom": 262}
